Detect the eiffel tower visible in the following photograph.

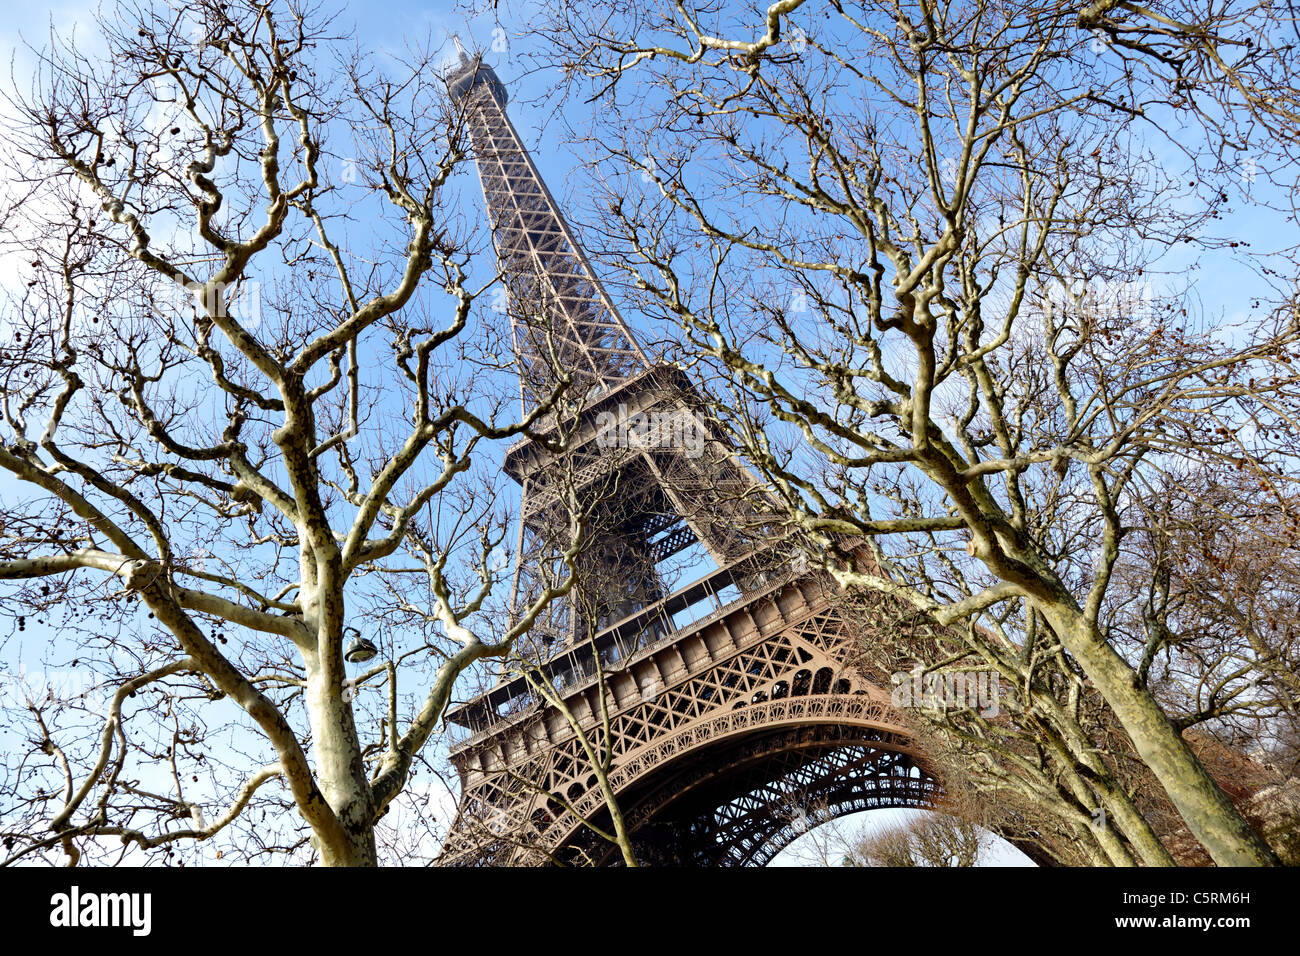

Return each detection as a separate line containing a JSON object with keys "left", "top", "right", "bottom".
{"left": 437, "top": 46, "right": 944, "bottom": 866}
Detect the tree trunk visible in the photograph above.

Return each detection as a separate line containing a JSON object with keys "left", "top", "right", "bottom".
{"left": 306, "top": 660, "right": 378, "bottom": 867}
{"left": 1048, "top": 607, "right": 1280, "bottom": 866}
{"left": 1036, "top": 689, "right": 1176, "bottom": 866}
{"left": 1060, "top": 774, "right": 1135, "bottom": 866}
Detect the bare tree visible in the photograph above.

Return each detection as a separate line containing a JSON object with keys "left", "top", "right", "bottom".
{"left": 844, "top": 812, "right": 991, "bottom": 867}
{"left": 1110, "top": 471, "right": 1300, "bottom": 741}
{"left": 524, "top": 0, "right": 1300, "bottom": 864}
{"left": 842, "top": 590, "right": 1174, "bottom": 866}
{"left": 773, "top": 805, "right": 864, "bottom": 866}
{"left": 507, "top": 639, "right": 640, "bottom": 866}
{"left": 778, "top": 802, "right": 997, "bottom": 867}
{"left": 0, "top": 0, "right": 582, "bottom": 867}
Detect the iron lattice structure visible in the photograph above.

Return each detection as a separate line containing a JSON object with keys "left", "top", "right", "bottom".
{"left": 439, "top": 50, "right": 942, "bottom": 866}
{"left": 445, "top": 47, "right": 645, "bottom": 402}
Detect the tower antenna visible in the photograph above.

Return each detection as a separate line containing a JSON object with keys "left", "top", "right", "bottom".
{"left": 450, "top": 32, "right": 469, "bottom": 65}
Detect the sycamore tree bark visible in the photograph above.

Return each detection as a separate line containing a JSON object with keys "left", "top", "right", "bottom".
{"left": 0, "top": 1, "right": 579, "bottom": 867}
{"left": 523, "top": 0, "right": 1300, "bottom": 865}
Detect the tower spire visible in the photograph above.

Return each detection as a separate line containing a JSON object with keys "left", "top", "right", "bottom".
{"left": 450, "top": 32, "right": 469, "bottom": 65}
{"left": 446, "top": 53, "right": 648, "bottom": 407}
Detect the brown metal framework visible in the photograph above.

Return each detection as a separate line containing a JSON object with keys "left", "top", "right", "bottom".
{"left": 440, "top": 50, "right": 940, "bottom": 866}
{"left": 446, "top": 45, "right": 646, "bottom": 403}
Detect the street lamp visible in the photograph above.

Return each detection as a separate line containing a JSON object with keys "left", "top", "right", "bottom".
{"left": 343, "top": 626, "right": 378, "bottom": 664}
